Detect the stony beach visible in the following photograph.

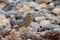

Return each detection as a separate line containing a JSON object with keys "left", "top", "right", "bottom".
{"left": 0, "top": 0, "right": 60, "bottom": 40}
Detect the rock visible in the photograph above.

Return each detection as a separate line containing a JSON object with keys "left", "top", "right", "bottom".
{"left": 47, "top": 3, "right": 55, "bottom": 10}
{"left": 36, "top": 0, "right": 52, "bottom": 3}
{"left": 14, "top": 31, "right": 20, "bottom": 37}
{"left": 49, "top": 2, "right": 55, "bottom": 7}
{"left": 0, "top": 15, "right": 11, "bottom": 27}
{"left": 0, "top": 3, "right": 5, "bottom": 12}
{"left": 53, "top": 0, "right": 60, "bottom": 2}
{"left": 53, "top": 27, "right": 60, "bottom": 33}
{"left": 40, "top": 20, "right": 51, "bottom": 26}
{"left": 43, "top": 0, "right": 52, "bottom": 3}
{"left": 16, "top": 13, "right": 25, "bottom": 20}
{"left": 0, "top": 0, "right": 8, "bottom": 3}
{"left": 40, "top": 31, "right": 47, "bottom": 36}
{"left": 39, "top": 3, "right": 47, "bottom": 8}
{"left": 7, "top": 35, "right": 16, "bottom": 40}
{"left": 40, "top": 20, "right": 59, "bottom": 29}
{"left": 2, "top": 2, "right": 16, "bottom": 12}
{"left": 30, "top": 22, "right": 40, "bottom": 29}
{"left": 27, "top": 39, "right": 31, "bottom": 40}
{"left": 27, "top": 2, "right": 38, "bottom": 7}
{"left": 8, "top": 0, "right": 17, "bottom": 2}
{"left": 42, "top": 24, "right": 59, "bottom": 29}
{"left": 1, "top": 38, "right": 8, "bottom": 40}
{"left": 30, "top": 22, "right": 40, "bottom": 32}
{"left": 17, "top": 38, "right": 23, "bottom": 40}
{"left": 55, "top": 16, "right": 60, "bottom": 23}
{"left": 15, "top": 20, "right": 23, "bottom": 25}
{"left": 0, "top": 25, "right": 5, "bottom": 35}
{"left": 19, "top": 5, "right": 30, "bottom": 12}
{"left": 34, "top": 32, "right": 40, "bottom": 38}
{"left": 52, "top": 7, "right": 60, "bottom": 14}
{"left": 34, "top": 16, "right": 45, "bottom": 22}
{"left": 53, "top": 1, "right": 60, "bottom": 6}
{"left": 18, "top": 27, "right": 34, "bottom": 37}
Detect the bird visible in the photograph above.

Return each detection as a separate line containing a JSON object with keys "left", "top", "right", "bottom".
{"left": 18, "top": 13, "right": 33, "bottom": 28}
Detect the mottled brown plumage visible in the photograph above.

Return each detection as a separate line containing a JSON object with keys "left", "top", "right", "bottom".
{"left": 19, "top": 13, "right": 33, "bottom": 28}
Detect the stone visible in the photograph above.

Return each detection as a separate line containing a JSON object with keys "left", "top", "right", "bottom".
{"left": 35, "top": 16, "right": 45, "bottom": 22}
{"left": 1, "top": 38, "right": 8, "bottom": 40}
{"left": 53, "top": 27, "right": 60, "bottom": 33}
{"left": 30, "top": 22, "right": 40, "bottom": 32}
{"left": 39, "top": 3, "right": 47, "bottom": 8}
{"left": 19, "top": 5, "right": 30, "bottom": 12}
{"left": 40, "top": 20, "right": 59, "bottom": 29}
{"left": 40, "top": 20, "right": 51, "bottom": 26}
{"left": 7, "top": 35, "right": 16, "bottom": 40}
{"left": 0, "top": 0, "right": 8, "bottom": 3}
{"left": 2, "top": 2, "right": 16, "bottom": 12}
{"left": 43, "top": 0, "right": 52, "bottom": 3}
{"left": 52, "top": 7, "right": 60, "bottom": 14}
{"left": 27, "top": 2, "right": 39, "bottom": 8}
{"left": 27, "top": 39, "right": 31, "bottom": 40}
{"left": 36, "top": 0, "right": 52, "bottom": 3}
{"left": 55, "top": 16, "right": 60, "bottom": 23}
{"left": 0, "top": 15, "right": 10, "bottom": 27}
{"left": 0, "top": 3, "right": 5, "bottom": 12}
{"left": 0, "top": 25, "right": 5, "bottom": 35}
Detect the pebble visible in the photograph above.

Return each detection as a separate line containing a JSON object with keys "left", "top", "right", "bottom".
{"left": 27, "top": 2, "right": 39, "bottom": 8}
{"left": 40, "top": 20, "right": 59, "bottom": 29}
{"left": 30, "top": 22, "right": 40, "bottom": 29}
{"left": 0, "top": 15, "right": 10, "bottom": 27}
{"left": 55, "top": 16, "right": 60, "bottom": 23}
{"left": 0, "top": 25, "right": 5, "bottom": 35}
{"left": 34, "top": 16, "right": 45, "bottom": 22}
{"left": 36, "top": 0, "right": 52, "bottom": 3}
{"left": 40, "top": 20, "right": 51, "bottom": 26}
{"left": 39, "top": 3, "right": 47, "bottom": 8}
{"left": 19, "top": 5, "right": 30, "bottom": 12}
{"left": 2, "top": 2, "right": 16, "bottom": 12}
{"left": 27, "top": 39, "right": 31, "bottom": 40}
{"left": 43, "top": 0, "right": 52, "bottom": 3}
{"left": 53, "top": 27, "right": 60, "bottom": 33}
{"left": 52, "top": 7, "right": 60, "bottom": 14}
